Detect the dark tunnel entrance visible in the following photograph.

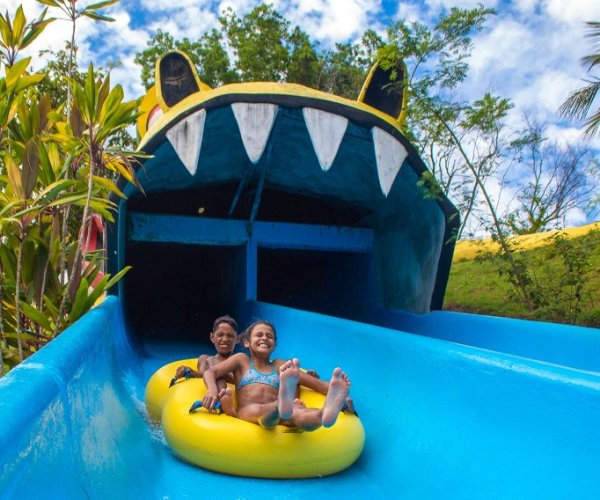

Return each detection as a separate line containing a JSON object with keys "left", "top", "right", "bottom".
{"left": 124, "top": 242, "right": 246, "bottom": 341}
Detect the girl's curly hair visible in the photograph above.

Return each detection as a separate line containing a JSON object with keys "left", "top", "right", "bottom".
{"left": 240, "top": 320, "right": 277, "bottom": 344}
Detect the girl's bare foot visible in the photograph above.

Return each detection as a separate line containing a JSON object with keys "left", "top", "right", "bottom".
{"left": 293, "top": 398, "right": 307, "bottom": 410}
{"left": 278, "top": 358, "right": 300, "bottom": 419}
{"left": 218, "top": 388, "right": 237, "bottom": 417}
{"left": 322, "top": 368, "right": 351, "bottom": 427}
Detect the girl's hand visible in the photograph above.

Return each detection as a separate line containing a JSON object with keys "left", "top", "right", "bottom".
{"left": 202, "top": 389, "right": 219, "bottom": 410}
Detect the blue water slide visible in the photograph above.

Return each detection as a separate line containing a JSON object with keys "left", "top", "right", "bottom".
{"left": 2, "top": 296, "right": 600, "bottom": 498}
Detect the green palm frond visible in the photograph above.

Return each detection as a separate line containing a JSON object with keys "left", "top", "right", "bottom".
{"left": 560, "top": 21, "right": 600, "bottom": 134}
{"left": 559, "top": 79, "right": 600, "bottom": 120}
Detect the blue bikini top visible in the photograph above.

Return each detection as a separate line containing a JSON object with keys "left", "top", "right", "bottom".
{"left": 237, "top": 358, "right": 280, "bottom": 391}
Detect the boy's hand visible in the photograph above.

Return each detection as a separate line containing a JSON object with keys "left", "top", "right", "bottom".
{"left": 175, "top": 366, "right": 192, "bottom": 379}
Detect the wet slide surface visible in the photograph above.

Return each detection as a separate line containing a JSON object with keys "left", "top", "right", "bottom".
{"left": 2, "top": 296, "right": 600, "bottom": 499}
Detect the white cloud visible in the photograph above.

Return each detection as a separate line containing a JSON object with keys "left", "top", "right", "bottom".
{"left": 510, "top": 70, "right": 580, "bottom": 121}
{"left": 544, "top": 123, "right": 600, "bottom": 151}
{"left": 276, "top": 0, "right": 382, "bottom": 44}
{"left": 544, "top": 0, "right": 600, "bottom": 25}
{"left": 513, "top": 0, "right": 539, "bottom": 14}
{"left": 109, "top": 54, "right": 147, "bottom": 101}
{"left": 469, "top": 18, "right": 534, "bottom": 78}
{"left": 148, "top": 7, "right": 219, "bottom": 40}
{"left": 394, "top": 2, "right": 426, "bottom": 23}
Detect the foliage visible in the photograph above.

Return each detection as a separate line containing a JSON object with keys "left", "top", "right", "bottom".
{"left": 505, "top": 122, "right": 599, "bottom": 234}
{"left": 0, "top": 2, "right": 141, "bottom": 376}
{"left": 0, "top": 5, "right": 53, "bottom": 67}
{"left": 446, "top": 230, "right": 600, "bottom": 326}
{"left": 560, "top": 21, "right": 600, "bottom": 136}
{"left": 374, "top": 7, "right": 599, "bottom": 311}
{"left": 134, "top": 4, "right": 373, "bottom": 98}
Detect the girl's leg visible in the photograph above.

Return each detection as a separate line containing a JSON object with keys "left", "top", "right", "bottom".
{"left": 321, "top": 367, "right": 351, "bottom": 427}
{"left": 278, "top": 358, "right": 300, "bottom": 419}
{"left": 237, "top": 402, "right": 280, "bottom": 428}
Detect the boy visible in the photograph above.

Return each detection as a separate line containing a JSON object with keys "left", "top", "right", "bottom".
{"left": 173, "top": 315, "right": 238, "bottom": 389}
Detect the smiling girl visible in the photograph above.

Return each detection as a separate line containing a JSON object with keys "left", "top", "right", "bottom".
{"left": 202, "top": 320, "right": 351, "bottom": 430}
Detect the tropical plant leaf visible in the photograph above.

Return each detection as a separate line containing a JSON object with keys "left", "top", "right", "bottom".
{"left": 85, "top": 0, "right": 120, "bottom": 11}
{"left": 0, "top": 244, "right": 17, "bottom": 283}
{"left": 22, "top": 140, "right": 41, "bottom": 199}
{"left": 38, "top": 179, "right": 74, "bottom": 203}
{"left": 5, "top": 57, "right": 31, "bottom": 88}
{"left": 47, "top": 192, "right": 88, "bottom": 207}
{"left": 5, "top": 155, "right": 24, "bottom": 200}
{"left": 20, "top": 301, "right": 52, "bottom": 331}
{"left": 92, "top": 175, "right": 125, "bottom": 198}
{"left": 85, "top": 274, "right": 110, "bottom": 309}
{"left": 0, "top": 12, "right": 12, "bottom": 46}
{"left": 81, "top": 11, "right": 115, "bottom": 23}
{"left": 104, "top": 265, "right": 131, "bottom": 290}
{"left": 95, "top": 74, "right": 111, "bottom": 122}
{"left": 43, "top": 295, "right": 59, "bottom": 317}
{"left": 35, "top": 0, "right": 61, "bottom": 7}
{"left": 68, "top": 276, "right": 90, "bottom": 323}
{"left": 13, "top": 73, "right": 46, "bottom": 93}
{"left": 12, "top": 6, "right": 26, "bottom": 43}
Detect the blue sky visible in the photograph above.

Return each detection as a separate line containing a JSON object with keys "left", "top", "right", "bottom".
{"left": 9, "top": 0, "right": 600, "bottom": 228}
{"left": 12, "top": 0, "right": 599, "bottom": 139}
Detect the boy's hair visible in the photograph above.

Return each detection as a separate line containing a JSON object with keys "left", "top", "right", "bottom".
{"left": 241, "top": 320, "right": 277, "bottom": 343}
{"left": 212, "top": 315, "right": 238, "bottom": 333}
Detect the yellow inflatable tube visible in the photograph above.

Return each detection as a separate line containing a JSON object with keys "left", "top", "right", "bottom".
{"left": 145, "top": 358, "right": 198, "bottom": 421}
{"left": 145, "top": 360, "right": 365, "bottom": 478}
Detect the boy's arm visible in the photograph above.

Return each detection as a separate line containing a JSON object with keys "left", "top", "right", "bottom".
{"left": 197, "top": 355, "right": 210, "bottom": 376}
{"left": 173, "top": 355, "right": 209, "bottom": 380}
{"left": 202, "top": 353, "right": 245, "bottom": 409}
{"left": 298, "top": 371, "right": 329, "bottom": 395}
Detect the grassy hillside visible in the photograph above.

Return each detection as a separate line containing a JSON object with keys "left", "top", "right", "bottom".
{"left": 443, "top": 223, "right": 600, "bottom": 327}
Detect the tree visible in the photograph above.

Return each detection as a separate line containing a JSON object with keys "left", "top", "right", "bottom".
{"left": 376, "top": 6, "right": 576, "bottom": 311}
{"left": 376, "top": 6, "right": 501, "bottom": 236}
{"left": 134, "top": 4, "right": 371, "bottom": 97}
{"left": 0, "top": 5, "right": 52, "bottom": 68}
{"left": 0, "top": 3, "right": 140, "bottom": 375}
{"left": 53, "top": 65, "right": 143, "bottom": 333}
{"left": 560, "top": 21, "right": 600, "bottom": 136}
{"left": 36, "top": 0, "right": 119, "bottom": 107}
{"left": 220, "top": 4, "right": 291, "bottom": 82}
{"left": 506, "top": 122, "right": 599, "bottom": 234}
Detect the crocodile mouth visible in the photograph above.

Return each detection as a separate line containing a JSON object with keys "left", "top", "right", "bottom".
{"left": 135, "top": 83, "right": 413, "bottom": 205}
{"left": 116, "top": 77, "right": 458, "bottom": 316}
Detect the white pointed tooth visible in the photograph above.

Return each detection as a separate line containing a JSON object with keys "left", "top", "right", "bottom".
{"left": 372, "top": 127, "right": 408, "bottom": 197}
{"left": 302, "top": 107, "right": 348, "bottom": 171}
{"left": 166, "top": 109, "right": 206, "bottom": 176}
{"left": 231, "top": 103, "right": 278, "bottom": 164}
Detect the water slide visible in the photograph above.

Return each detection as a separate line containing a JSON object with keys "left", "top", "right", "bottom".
{"left": 3, "top": 297, "right": 600, "bottom": 498}
{"left": 2, "top": 53, "right": 600, "bottom": 498}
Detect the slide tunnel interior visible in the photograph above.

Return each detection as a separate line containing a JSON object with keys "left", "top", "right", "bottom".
{"left": 121, "top": 183, "right": 380, "bottom": 344}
